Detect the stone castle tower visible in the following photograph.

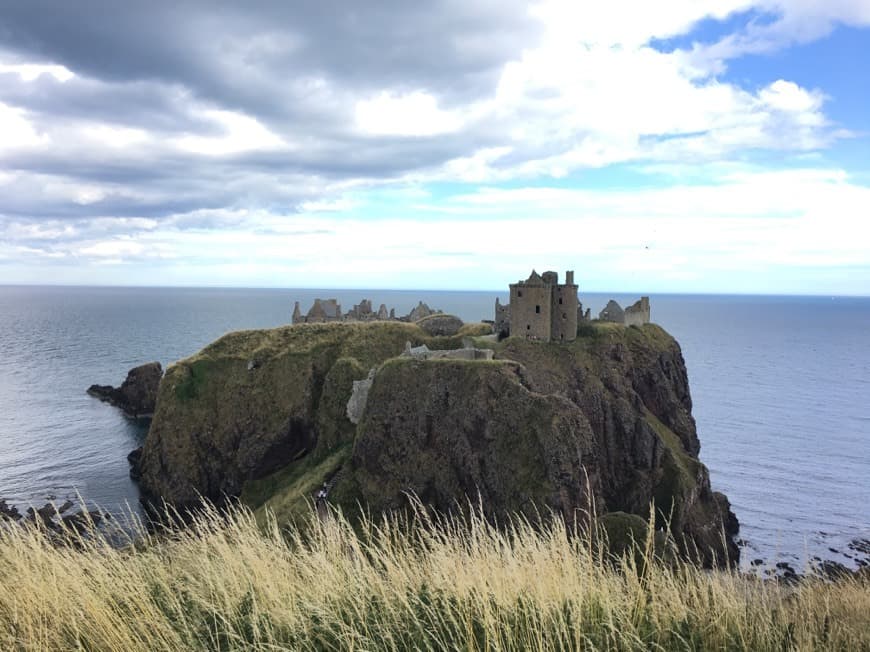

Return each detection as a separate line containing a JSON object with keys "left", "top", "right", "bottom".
{"left": 502, "top": 270, "right": 579, "bottom": 342}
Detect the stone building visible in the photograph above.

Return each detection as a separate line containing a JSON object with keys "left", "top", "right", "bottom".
{"left": 406, "top": 301, "right": 437, "bottom": 322}
{"left": 293, "top": 297, "right": 441, "bottom": 325}
{"left": 498, "top": 269, "right": 579, "bottom": 343}
{"left": 598, "top": 297, "right": 651, "bottom": 326}
{"left": 598, "top": 300, "right": 624, "bottom": 323}
{"left": 344, "top": 299, "right": 392, "bottom": 322}
{"left": 624, "top": 297, "right": 650, "bottom": 327}
{"left": 293, "top": 298, "right": 342, "bottom": 324}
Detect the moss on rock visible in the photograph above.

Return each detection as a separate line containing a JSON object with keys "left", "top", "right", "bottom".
{"left": 313, "top": 357, "right": 367, "bottom": 459}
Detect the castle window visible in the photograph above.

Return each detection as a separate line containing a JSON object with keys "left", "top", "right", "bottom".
{"left": 518, "top": 290, "right": 523, "bottom": 297}
{"left": 535, "top": 305, "right": 541, "bottom": 314}
{"left": 563, "top": 313, "right": 567, "bottom": 319}
{"left": 526, "top": 324, "right": 530, "bottom": 330}
{"left": 559, "top": 298, "right": 563, "bottom": 304}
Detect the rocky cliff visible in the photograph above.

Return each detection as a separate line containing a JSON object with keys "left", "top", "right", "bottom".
{"left": 88, "top": 362, "right": 163, "bottom": 418}
{"left": 138, "top": 320, "right": 738, "bottom": 566}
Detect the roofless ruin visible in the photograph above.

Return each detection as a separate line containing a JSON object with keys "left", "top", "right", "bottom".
{"left": 291, "top": 268, "right": 650, "bottom": 343}
{"left": 495, "top": 269, "right": 650, "bottom": 341}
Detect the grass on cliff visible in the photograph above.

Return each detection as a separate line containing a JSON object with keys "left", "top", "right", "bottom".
{"left": 168, "top": 321, "right": 476, "bottom": 405}
{"left": 242, "top": 445, "right": 352, "bottom": 525}
{"left": 1, "top": 502, "right": 868, "bottom": 652}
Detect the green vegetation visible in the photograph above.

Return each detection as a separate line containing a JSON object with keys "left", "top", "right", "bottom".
{"left": 174, "top": 358, "right": 218, "bottom": 402}
{"left": 143, "top": 321, "right": 493, "bottom": 505}
{"left": 312, "top": 357, "right": 367, "bottom": 457}
{"left": 457, "top": 321, "right": 495, "bottom": 337}
{"left": 1, "top": 502, "right": 867, "bottom": 651}
{"left": 645, "top": 411, "right": 701, "bottom": 530}
{"left": 242, "top": 445, "right": 351, "bottom": 525}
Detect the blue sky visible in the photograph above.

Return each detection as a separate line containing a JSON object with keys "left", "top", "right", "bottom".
{"left": 0, "top": 1, "right": 869, "bottom": 294}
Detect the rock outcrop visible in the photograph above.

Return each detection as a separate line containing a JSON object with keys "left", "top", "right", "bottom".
{"left": 0, "top": 497, "right": 107, "bottom": 535}
{"left": 0, "top": 499, "right": 21, "bottom": 521}
{"left": 88, "top": 362, "right": 163, "bottom": 418}
{"left": 416, "top": 313, "right": 464, "bottom": 336}
{"left": 137, "top": 320, "right": 739, "bottom": 567}
{"left": 344, "top": 358, "right": 595, "bottom": 520}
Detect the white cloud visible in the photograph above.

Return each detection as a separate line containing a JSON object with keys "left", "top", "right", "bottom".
{"left": 78, "top": 240, "right": 146, "bottom": 258}
{"left": 354, "top": 91, "right": 467, "bottom": 137}
{"left": 82, "top": 124, "right": 149, "bottom": 148}
{"left": 72, "top": 187, "right": 108, "bottom": 205}
{"left": 0, "top": 61, "right": 74, "bottom": 82}
{"left": 682, "top": 1, "right": 870, "bottom": 70}
{"left": 299, "top": 198, "right": 360, "bottom": 213}
{"left": 448, "top": 13, "right": 837, "bottom": 180}
{"left": 530, "top": 0, "right": 756, "bottom": 48}
{"left": 0, "top": 102, "right": 49, "bottom": 151}
{"left": 758, "top": 80, "right": 821, "bottom": 114}
{"left": 174, "top": 108, "right": 285, "bottom": 155}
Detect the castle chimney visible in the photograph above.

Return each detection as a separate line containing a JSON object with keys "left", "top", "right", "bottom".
{"left": 566, "top": 270, "right": 574, "bottom": 285}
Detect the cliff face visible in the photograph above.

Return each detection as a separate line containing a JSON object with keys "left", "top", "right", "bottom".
{"left": 139, "top": 320, "right": 738, "bottom": 566}
{"left": 346, "top": 358, "right": 597, "bottom": 519}
{"left": 489, "top": 325, "right": 737, "bottom": 564}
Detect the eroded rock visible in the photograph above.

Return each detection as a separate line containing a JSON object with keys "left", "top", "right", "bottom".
{"left": 88, "top": 362, "right": 163, "bottom": 418}
{"left": 416, "top": 313, "right": 464, "bottom": 337}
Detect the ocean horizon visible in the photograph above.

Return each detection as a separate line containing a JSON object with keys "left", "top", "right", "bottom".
{"left": 1, "top": 285, "right": 868, "bottom": 571}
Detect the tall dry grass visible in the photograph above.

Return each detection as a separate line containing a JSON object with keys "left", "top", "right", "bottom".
{"left": 0, "top": 500, "right": 867, "bottom": 651}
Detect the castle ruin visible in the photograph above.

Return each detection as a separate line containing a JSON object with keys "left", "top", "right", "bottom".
{"left": 598, "top": 297, "right": 650, "bottom": 327}
{"left": 495, "top": 269, "right": 651, "bottom": 341}
{"left": 293, "top": 298, "right": 341, "bottom": 324}
{"left": 497, "top": 270, "right": 580, "bottom": 342}
{"left": 293, "top": 297, "right": 439, "bottom": 325}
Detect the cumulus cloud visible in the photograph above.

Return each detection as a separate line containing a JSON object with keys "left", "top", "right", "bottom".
{"left": 0, "top": 0, "right": 868, "bottom": 290}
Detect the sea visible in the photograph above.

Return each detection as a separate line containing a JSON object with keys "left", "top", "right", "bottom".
{"left": 0, "top": 286, "right": 868, "bottom": 570}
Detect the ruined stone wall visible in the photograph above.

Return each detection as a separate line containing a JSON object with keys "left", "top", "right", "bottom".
{"left": 624, "top": 297, "right": 651, "bottom": 327}
{"left": 403, "top": 343, "right": 495, "bottom": 361}
{"left": 292, "top": 301, "right": 302, "bottom": 325}
{"left": 599, "top": 300, "right": 625, "bottom": 323}
{"left": 346, "top": 368, "right": 376, "bottom": 425}
{"left": 494, "top": 298, "right": 510, "bottom": 338}
{"left": 510, "top": 283, "right": 553, "bottom": 341}
{"left": 577, "top": 302, "right": 591, "bottom": 323}
{"left": 294, "top": 298, "right": 441, "bottom": 325}
{"left": 551, "top": 282, "right": 578, "bottom": 343}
